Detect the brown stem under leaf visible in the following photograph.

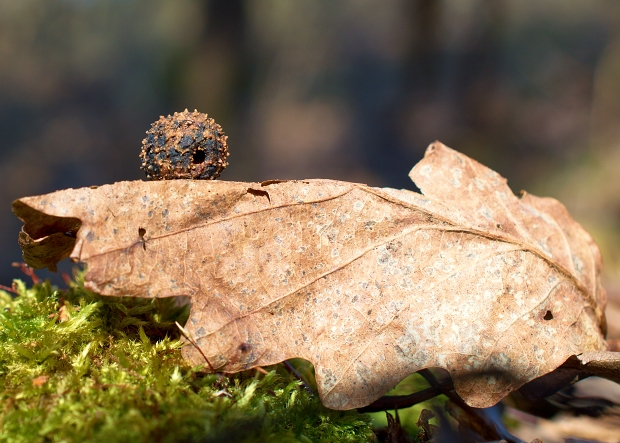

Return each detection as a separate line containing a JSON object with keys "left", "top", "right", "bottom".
{"left": 282, "top": 360, "right": 314, "bottom": 394}
{"left": 418, "top": 369, "right": 524, "bottom": 443}
{"left": 357, "top": 378, "right": 454, "bottom": 413}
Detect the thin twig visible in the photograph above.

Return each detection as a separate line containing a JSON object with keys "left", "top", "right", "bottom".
{"left": 418, "top": 369, "right": 523, "bottom": 443}
{"left": 418, "top": 369, "right": 472, "bottom": 410}
{"left": 357, "top": 378, "right": 454, "bottom": 413}
{"left": 61, "top": 272, "right": 72, "bottom": 287}
{"left": 254, "top": 367, "right": 269, "bottom": 375}
{"left": 175, "top": 321, "right": 216, "bottom": 373}
{"left": 12, "top": 262, "right": 40, "bottom": 284}
{"left": 0, "top": 284, "right": 18, "bottom": 294}
{"left": 282, "top": 360, "right": 314, "bottom": 394}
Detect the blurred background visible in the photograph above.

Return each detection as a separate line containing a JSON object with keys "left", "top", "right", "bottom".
{"left": 2, "top": 0, "right": 620, "bottom": 300}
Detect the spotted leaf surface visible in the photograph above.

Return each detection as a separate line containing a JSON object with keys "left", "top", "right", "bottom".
{"left": 13, "top": 142, "right": 608, "bottom": 409}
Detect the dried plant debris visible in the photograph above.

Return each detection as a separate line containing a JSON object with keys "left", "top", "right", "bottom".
{"left": 139, "top": 109, "right": 229, "bottom": 180}
{"left": 12, "top": 142, "right": 619, "bottom": 411}
{"left": 507, "top": 403, "right": 620, "bottom": 443}
{"left": 416, "top": 409, "right": 438, "bottom": 442}
{"left": 383, "top": 410, "right": 408, "bottom": 443}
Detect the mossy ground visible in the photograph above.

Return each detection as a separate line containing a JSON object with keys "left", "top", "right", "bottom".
{"left": 0, "top": 274, "right": 377, "bottom": 443}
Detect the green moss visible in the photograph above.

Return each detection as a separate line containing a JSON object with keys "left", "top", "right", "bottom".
{"left": 0, "top": 275, "right": 374, "bottom": 443}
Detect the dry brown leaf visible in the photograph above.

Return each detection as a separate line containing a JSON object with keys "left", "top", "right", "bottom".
{"left": 576, "top": 351, "right": 620, "bottom": 384}
{"left": 12, "top": 142, "right": 612, "bottom": 410}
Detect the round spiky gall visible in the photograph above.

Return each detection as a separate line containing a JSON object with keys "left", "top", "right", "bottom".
{"left": 139, "top": 110, "right": 229, "bottom": 180}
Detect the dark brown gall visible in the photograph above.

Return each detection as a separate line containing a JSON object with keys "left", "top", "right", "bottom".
{"left": 139, "top": 110, "right": 229, "bottom": 180}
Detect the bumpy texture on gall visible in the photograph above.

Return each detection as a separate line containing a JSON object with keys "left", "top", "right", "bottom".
{"left": 139, "top": 110, "right": 229, "bottom": 180}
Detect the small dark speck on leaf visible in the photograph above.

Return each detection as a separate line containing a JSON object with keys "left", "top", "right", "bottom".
{"left": 138, "top": 227, "right": 146, "bottom": 250}
{"left": 247, "top": 188, "right": 270, "bottom": 202}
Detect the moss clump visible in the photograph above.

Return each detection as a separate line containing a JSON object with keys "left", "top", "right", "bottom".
{"left": 0, "top": 275, "right": 374, "bottom": 443}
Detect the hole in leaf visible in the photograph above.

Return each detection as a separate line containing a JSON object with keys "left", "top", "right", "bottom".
{"left": 238, "top": 342, "right": 250, "bottom": 353}
{"left": 192, "top": 150, "right": 206, "bottom": 164}
{"left": 543, "top": 310, "right": 553, "bottom": 321}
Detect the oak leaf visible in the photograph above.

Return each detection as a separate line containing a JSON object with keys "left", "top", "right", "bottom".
{"left": 13, "top": 142, "right": 615, "bottom": 410}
